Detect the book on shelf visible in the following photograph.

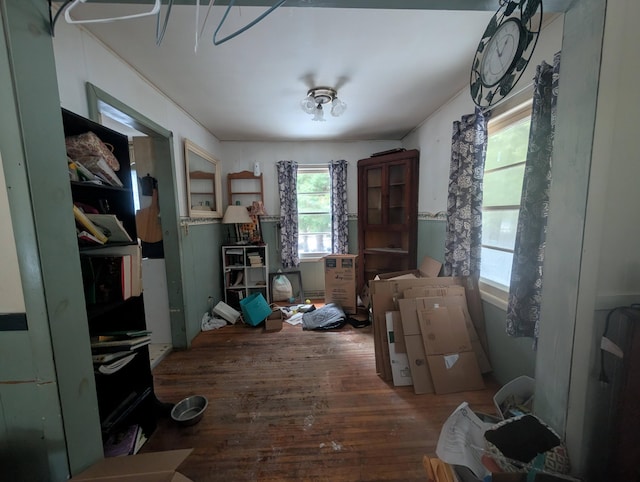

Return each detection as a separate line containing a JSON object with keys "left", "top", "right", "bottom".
{"left": 134, "top": 425, "right": 148, "bottom": 454}
{"left": 81, "top": 254, "right": 133, "bottom": 304}
{"left": 73, "top": 204, "right": 109, "bottom": 244}
{"left": 76, "top": 155, "right": 123, "bottom": 187}
{"left": 92, "top": 244, "right": 142, "bottom": 297}
{"left": 90, "top": 335, "right": 151, "bottom": 352}
{"left": 92, "top": 350, "right": 132, "bottom": 364}
{"left": 77, "top": 229, "right": 105, "bottom": 246}
{"left": 103, "top": 424, "right": 138, "bottom": 457}
{"left": 85, "top": 213, "right": 133, "bottom": 243}
{"left": 97, "top": 352, "right": 137, "bottom": 375}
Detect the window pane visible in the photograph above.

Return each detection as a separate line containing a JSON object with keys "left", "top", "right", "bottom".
{"left": 482, "top": 209, "right": 519, "bottom": 250}
{"left": 298, "top": 171, "right": 330, "bottom": 193}
{"left": 298, "top": 213, "right": 331, "bottom": 254}
{"left": 485, "top": 118, "right": 530, "bottom": 170}
{"left": 480, "top": 247, "right": 513, "bottom": 287}
{"left": 483, "top": 164, "right": 525, "bottom": 207}
{"left": 298, "top": 192, "right": 330, "bottom": 213}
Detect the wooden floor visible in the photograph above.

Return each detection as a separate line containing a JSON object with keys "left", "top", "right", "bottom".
{"left": 143, "top": 320, "right": 499, "bottom": 481}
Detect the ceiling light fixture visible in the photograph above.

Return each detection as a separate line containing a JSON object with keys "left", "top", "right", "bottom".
{"left": 300, "top": 87, "right": 347, "bottom": 122}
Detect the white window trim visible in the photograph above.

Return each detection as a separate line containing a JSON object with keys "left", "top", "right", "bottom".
{"left": 479, "top": 97, "right": 533, "bottom": 309}
{"left": 297, "top": 165, "right": 331, "bottom": 261}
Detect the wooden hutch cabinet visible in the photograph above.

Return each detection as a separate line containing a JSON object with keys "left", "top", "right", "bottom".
{"left": 357, "top": 149, "right": 419, "bottom": 291}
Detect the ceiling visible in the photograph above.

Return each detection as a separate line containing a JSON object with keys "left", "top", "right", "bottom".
{"left": 58, "top": 2, "right": 523, "bottom": 142}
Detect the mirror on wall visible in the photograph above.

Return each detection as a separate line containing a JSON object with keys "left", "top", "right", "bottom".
{"left": 184, "top": 139, "right": 223, "bottom": 218}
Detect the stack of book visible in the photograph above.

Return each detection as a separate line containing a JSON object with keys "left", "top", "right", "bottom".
{"left": 91, "top": 330, "right": 151, "bottom": 355}
{"left": 103, "top": 424, "right": 148, "bottom": 457}
{"left": 73, "top": 204, "right": 133, "bottom": 246}
{"left": 247, "top": 252, "right": 263, "bottom": 267}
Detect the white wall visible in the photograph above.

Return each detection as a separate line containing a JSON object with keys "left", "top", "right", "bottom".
{"left": 52, "top": 20, "right": 222, "bottom": 217}
{"left": 221, "top": 140, "right": 401, "bottom": 215}
{"left": 403, "top": 15, "right": 565, "bottom": 215}
{"left": 0, "top": 151, "right": 25, "bottom": 313}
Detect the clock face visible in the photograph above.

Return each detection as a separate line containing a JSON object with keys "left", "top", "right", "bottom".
{"left": 480, "top": 19, "right": 522, "bottom": 87}
{"left": 469, "top": 0, "right": 543, "bottom": 108}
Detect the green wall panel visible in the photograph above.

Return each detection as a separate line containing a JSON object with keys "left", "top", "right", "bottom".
{"left": 180, "top": 222, "right": 224, "bottom": 344}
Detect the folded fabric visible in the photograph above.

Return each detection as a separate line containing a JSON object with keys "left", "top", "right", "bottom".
{"left": 301, "top": 303, "right": 346, "bottom": 330}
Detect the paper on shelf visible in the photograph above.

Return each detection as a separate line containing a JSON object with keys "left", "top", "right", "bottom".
{"left": 435, "top": 402, "right": 492, "bottom": 479}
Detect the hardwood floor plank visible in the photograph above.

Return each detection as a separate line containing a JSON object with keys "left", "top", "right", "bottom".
{"left": 144, "top": 322, "right": 499, "bottom": 481}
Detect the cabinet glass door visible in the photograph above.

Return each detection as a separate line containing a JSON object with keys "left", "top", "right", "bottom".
{"left": 366, "top": 167, "right": 383, "bottom": 224}
{"left": 388, "top": 164, "right": 406, "bottom": 225}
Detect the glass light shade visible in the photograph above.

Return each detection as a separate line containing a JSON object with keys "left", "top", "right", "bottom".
{"left": 331, "top": 98, "right": 347, "bottom": 117}
{"left": 300, "top": 96, "right": 317, "bottom": 115}
{"left": 312, "top": 105, "right": 325, "bottom": 122}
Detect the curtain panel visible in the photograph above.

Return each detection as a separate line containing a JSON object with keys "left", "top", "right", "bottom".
{"left": 443, "top": 107, "right": 489, "bottom": 277}
{"left": 506, "top": 52, "right": 561, "bottom": 341}
{"left": 276, "top": 160, "right": 299, "bottom": 268}
{"left": 329, "top": 159, "right": 348, "bottom": 254}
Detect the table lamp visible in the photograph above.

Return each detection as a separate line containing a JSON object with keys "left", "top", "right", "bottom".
{"left": 222, "top": 203, "right": 252, "bottom": 244}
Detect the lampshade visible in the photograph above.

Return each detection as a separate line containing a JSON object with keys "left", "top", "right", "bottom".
{"left": 301, "top": 87, "right": 346, "bottom": 121}
{"left": 222, "top": 205, "right": 252, "bottom": 224}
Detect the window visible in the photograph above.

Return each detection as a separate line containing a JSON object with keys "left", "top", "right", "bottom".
{"left": 480, "top": 102, "right": 532, "bottom": 291}
{"left": 297, "top": 167, "right": 331, "bottom": 258}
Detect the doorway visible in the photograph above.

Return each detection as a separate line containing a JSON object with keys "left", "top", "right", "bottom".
{"left": 86, "top": 82, "right": 189, "bottom": 352}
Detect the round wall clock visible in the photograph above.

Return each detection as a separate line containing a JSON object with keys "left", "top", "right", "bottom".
{"left": 470, "top": 0, "right": 543, "bottom": 109}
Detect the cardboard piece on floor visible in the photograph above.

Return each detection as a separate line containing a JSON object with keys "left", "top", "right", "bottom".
{"left": 403, "top": 288, "right": 492, "bottom": 374}
{"left": 398, "top": 298, "right": 435, "bottom": 394}
{"left": 385, "top": 311, "right": 413, "bottom": 386}
{"left": 418, "top": 307, "right": 484, "bottom": 394}
{"left": 72, "top": 449, "right": 193, "bottom": 481}
{"left": 392, "top": 314, "right": 407, "bottom": 353}
{"left": 417, "top": 306, "right": 472, "bottom": 355}
{"left": 371, "top": 276, "right": 466, "bottom": 382}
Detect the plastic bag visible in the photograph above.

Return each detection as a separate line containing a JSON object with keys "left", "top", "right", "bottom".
{"left": 272, "top": 274, "right": 293, "bottom": 301}
{"left": 201, "top": 312, "right": 227, "bottom": 331}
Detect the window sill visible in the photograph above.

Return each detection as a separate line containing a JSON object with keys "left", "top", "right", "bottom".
{"left": 479, "top": 279, "right": 509, "bottom": 311}
{"left": 299, "top": 255, "right": 328, "bottom": 263}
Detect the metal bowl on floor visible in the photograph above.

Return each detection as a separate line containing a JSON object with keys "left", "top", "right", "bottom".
{"left": 171, "top": 395, "right": 208, "bottom": 426}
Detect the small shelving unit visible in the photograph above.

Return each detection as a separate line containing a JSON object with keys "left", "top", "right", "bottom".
{"left": 227, "top": 170, "right": 264, "bottom": 206}
{"left": 62, "top": 108, "right": 167, "bottom": 454}
{"left": 222, "top": 245, "right": 269, "bottom": 310}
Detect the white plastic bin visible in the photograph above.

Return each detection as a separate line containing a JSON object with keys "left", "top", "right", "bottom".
{"left": 493, "top": 375, "right": 535, "bottom": 419}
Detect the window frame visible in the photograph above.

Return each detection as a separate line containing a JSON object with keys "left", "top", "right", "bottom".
{"left": 296, "top": 165, "right": 332, "bottom": 261}
{"left": 479, "top": 99, "right": 533, "bottom": 307}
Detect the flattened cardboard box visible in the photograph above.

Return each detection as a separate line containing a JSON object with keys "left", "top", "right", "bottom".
{"left": 370, "top": 276, "right": 489, "bottom": 382}
{"left": 360, "top": 256, "right": 442, "bottom": 308}
{"left": 418, "top": 306, "right": 484, "bottom": 395}
{"left": 397, "top": 298, "right": 434, "bottom": 394}
{"left": 385, "top": 311, "right": 413, "bottom": 387}
{"left": 402, "top": 287, "right": 492, "bottom": 373}
{"left": 72, "top": 449, "right": 193, "bottom": 481}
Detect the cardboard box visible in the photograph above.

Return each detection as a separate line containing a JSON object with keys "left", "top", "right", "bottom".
{"left": 397, "top": 298, "right": 435, "bottom": 394}
{"left": 323, "top": 254, "right": 358, "bottom": 313}
{"left": 402, "top": 287, "right": 492, "bottom": 373}
{"left": 418, "top": 306, "right": 484, "bottom": 394}
{"left": 385, "top": 311, "right": 413, "bottom": 387}
{"left": 373, "top": 256, "right": 443, "bottom": 281}
{"left": 265, "top": 309, "right": 283, "bottom": 332}
{"left": 72, "top": 449, "right": 193, "bottom": 481}
{"left": 370, "top": 275, "right": 489, "bottom": 382}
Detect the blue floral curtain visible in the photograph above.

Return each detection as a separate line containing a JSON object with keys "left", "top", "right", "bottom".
{"left": 329, "top": 159, "right": 348, "bottom": 254}
{"left": 443, "top": 107, "right": 489, "bottom": 277}
{"left": 506, "top": 52, "right": 561, "bottom": 341}
{"left": 276, "top": 160, "right": 299, "bottom": 268}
